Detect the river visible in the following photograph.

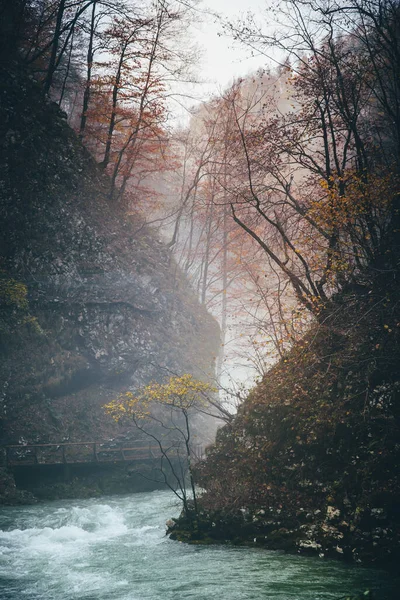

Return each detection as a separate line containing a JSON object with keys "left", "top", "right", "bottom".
{"left": 0, "top": 490, "right": 398, "bottom": 600}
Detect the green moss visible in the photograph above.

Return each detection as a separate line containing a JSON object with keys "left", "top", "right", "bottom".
{"left": 0, "top": 274, "right": 41, "bottom": 339}
{"left": 0, "top": 277, "right": 28, "bottom": 309}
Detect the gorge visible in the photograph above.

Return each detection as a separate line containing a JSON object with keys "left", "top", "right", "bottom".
{"left": 1, "top": 0, "right": 400, "bottom": 598}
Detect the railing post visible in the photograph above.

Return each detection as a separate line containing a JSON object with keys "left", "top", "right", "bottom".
{"left": 34, "top": 446, "right": 38, "bottom": 465}
{"left": 93, "top": 442, "right": 98, "bottom": 462}
{"left": 62, "top": 445, "right": 66, "bottom": 464}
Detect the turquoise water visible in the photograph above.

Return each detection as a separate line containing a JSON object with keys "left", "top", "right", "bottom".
{"left": 0, "top": 490, "right": 397, "bottom": 600}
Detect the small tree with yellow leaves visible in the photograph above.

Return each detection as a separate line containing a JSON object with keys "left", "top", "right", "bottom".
{"left": 105, "top": 374, "right": 215, "bottom": 525}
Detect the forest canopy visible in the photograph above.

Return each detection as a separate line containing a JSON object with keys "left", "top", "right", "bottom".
{"left": 2, "top": 0, "right": 399, "bottom": 379}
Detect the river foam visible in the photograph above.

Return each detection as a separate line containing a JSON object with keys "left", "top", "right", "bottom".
{"left": 0, "top": 491, "right": 398, "bottom": 600}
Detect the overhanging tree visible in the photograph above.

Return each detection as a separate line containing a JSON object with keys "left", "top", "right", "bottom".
{"left": 105, "top": 374, "right": 222, "bottom": 524}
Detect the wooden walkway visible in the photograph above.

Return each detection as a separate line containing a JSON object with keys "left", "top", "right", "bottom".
{"left": 4, "top": 441, "right": 205, "bottom": 468}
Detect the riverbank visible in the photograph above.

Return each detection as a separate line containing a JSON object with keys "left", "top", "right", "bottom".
{"left": 0, "top": 468, "right": 36, "bottom": 504}
{"left": 168, "top": 483, "right": 399, "bottom": 567}
{"left": 0, "top": 462, "right": 170, "bottom": 505}
{"left": 167, "top": 502, "right": 400, "bottom": 568}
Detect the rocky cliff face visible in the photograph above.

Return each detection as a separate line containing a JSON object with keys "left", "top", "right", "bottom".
{"left": 0, "top": 63, "right": 219, "bottom": 447}
{"left": 174, "top": 284, "right": 400, "bottom": 566}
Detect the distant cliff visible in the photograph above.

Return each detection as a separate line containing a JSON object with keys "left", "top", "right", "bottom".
{"left": 0, "top": 62, "right": 219, "bottom": 450}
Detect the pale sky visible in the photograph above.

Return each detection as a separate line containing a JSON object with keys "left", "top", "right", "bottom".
{"left": 171, "top": 0, "right": 269, "bottom": 125}
{"left": 196, "top": 0, "right": 266, "bottom": 88}
{"left": 194, "top": 0, "right": 267, "bottom": 93}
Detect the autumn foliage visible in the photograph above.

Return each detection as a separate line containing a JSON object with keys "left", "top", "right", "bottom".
{"left": 8, "top": 0, "right": 196, "bottom": 208}
{"left": 105, "top": 374, "right": 215, "bottom": 522}
{"left": 162, "top": 0, "right": 400, "bottom": 375}
{"left": 104, "top": 374, "right": 214, "bottom": 421}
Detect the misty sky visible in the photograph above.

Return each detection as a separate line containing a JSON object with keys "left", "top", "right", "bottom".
{"left": 194, "top": 0, "right": 267, "bottom": 92}
{"left": 169, "top": 0, "right": 270, "bottom": 125}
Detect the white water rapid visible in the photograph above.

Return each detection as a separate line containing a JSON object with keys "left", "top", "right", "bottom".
{"left": 0, "top": 490, "right": 397, "bottom": 600}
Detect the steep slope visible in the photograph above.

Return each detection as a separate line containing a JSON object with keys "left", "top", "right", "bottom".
{"left": 171, "top": 283, "right": 400, "bottom": 566}
{"left": 0, "top": 62, "right": 219, "bottom": 450}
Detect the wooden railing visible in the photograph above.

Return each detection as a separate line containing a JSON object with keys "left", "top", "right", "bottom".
{"left": 3, "top": 441, "right": 205, "bottom": 467}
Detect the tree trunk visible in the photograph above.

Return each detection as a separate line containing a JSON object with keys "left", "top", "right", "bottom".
{"left": 79, "top": 0, "right": 97, "bottom": 137}
{"left": 44, "top": 0, "right": 66, "bottom": 94}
